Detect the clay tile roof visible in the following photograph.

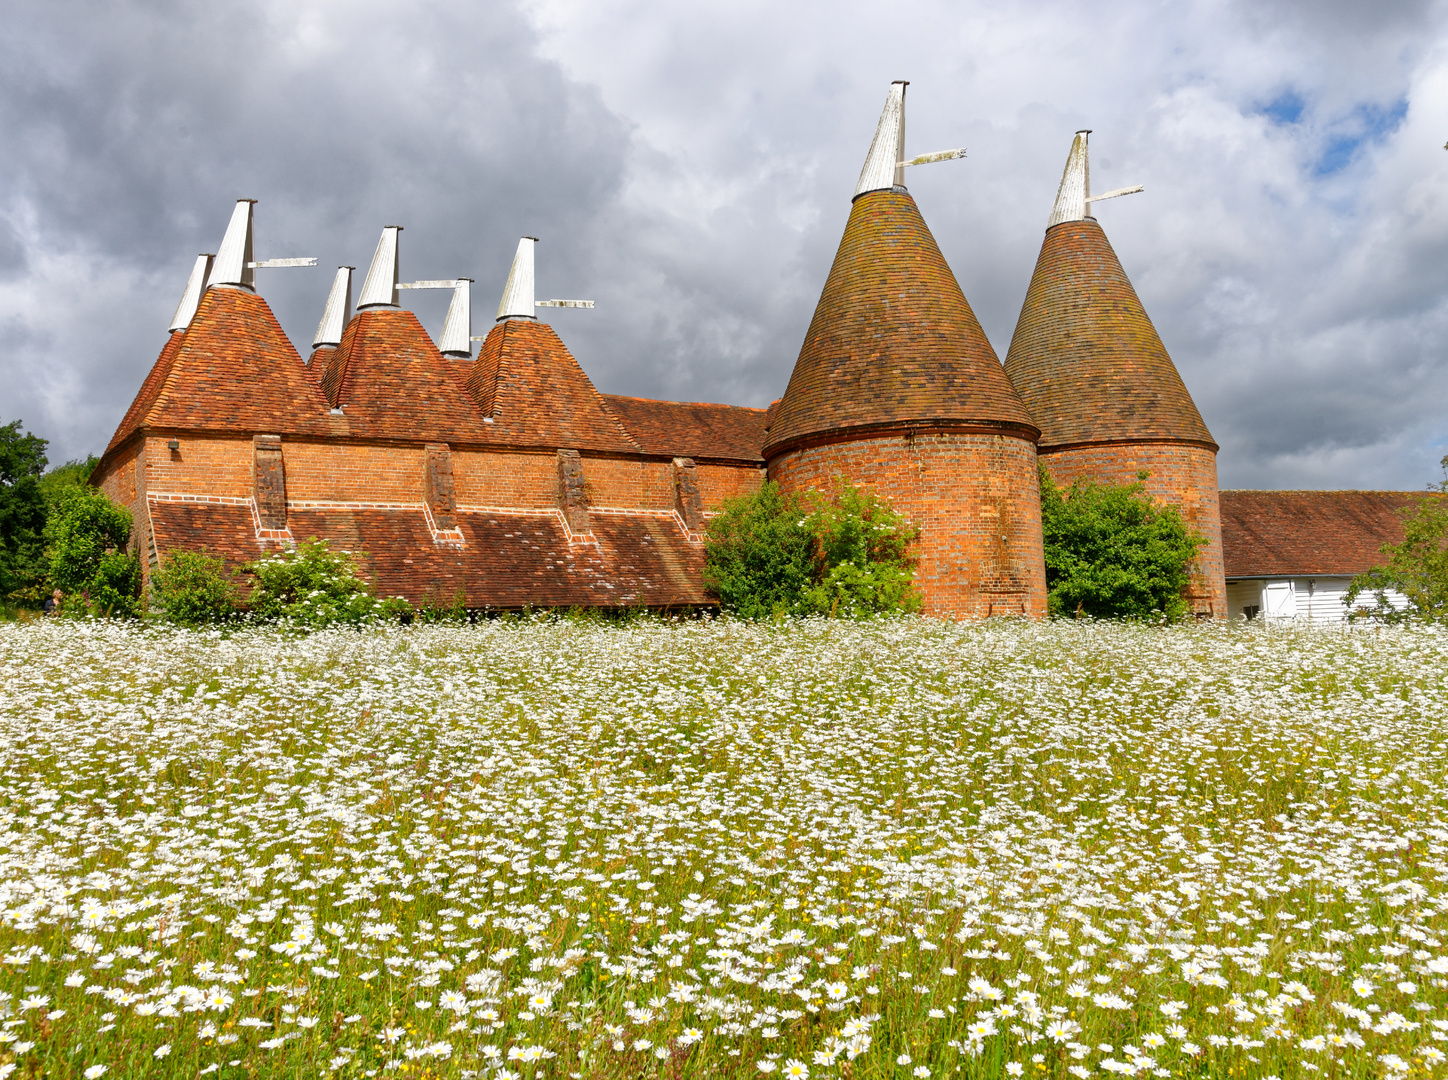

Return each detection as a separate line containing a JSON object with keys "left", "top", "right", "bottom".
{"left": 319, "top": 308, "right": 495, "bottom": 444}
{"left": 467, "top": 319, "right": 641, "bottom": 454}
{"left": 105, "top": 331, "right": 186, "bottom": 455}
{"left": 763, "top": 189, "right": 1038, "bottom": 458}
{"left": 104, "top": 286, "right": 339, "bottom": 461}
{"left": 148, "top": 501, "right": 709, "bottom": 608}
{"left": 1003, "top": 219, "right": 1215, "bottom": 451}
{"left": 601, "top": 395, "right": 766, "bottom": 463}
{"left": 1220, "top": 490, "right": 1440, "bottom": 577}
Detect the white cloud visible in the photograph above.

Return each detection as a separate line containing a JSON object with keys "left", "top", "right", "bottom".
{"left": 2, "top": 0, "right": 1445, "bottom": 488}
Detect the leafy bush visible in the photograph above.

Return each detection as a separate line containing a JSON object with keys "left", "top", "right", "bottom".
{"left": 43, "top": 485, "right": 140, "bottom": 617}
{"left": 149, "top": 549, "right": 241, "bottom": 626}
{"left": 1040, "top": 465, "right": 1205, "bottom": 621}
{"left": 243, "top": 538, "right": 409, "bottom": 628}
{"left": 704, "top": 479, "right": 920, "bottom": 619}
{"left": 1345, "top": 457, "right": 1448, "bottom": 623}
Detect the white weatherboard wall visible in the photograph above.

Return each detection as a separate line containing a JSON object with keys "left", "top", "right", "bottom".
{"left": 1225, "top": 578, "right": 1411, "bottom": 622}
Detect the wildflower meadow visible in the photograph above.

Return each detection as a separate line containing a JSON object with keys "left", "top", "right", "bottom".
{"left": 1, "top": 617, "right": 1447, "bottom": 1079}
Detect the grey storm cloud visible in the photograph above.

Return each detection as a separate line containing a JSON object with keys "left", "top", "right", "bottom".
{"left": 2, "top": 0, "right": 1447, "bottom": 491}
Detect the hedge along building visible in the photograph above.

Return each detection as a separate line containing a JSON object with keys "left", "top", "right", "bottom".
{"left": 1003, "top": 131, "right": 1226, "bottom": 617}
{"left": 94, "top": 201, "right": 769, "bottom": 609}
{"left": 762, "top": 82, "right": 1048, "bottom": 618}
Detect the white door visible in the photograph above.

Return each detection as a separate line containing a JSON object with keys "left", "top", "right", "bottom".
{"left": 1263, "top": 580, "right": 1296, "bottom": 620}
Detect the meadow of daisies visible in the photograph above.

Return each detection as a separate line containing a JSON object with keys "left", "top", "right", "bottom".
{"left": 1, "top": 617, "right": 1447, "bottom": 1080}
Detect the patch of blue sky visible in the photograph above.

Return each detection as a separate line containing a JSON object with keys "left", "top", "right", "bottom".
{"left": 1313, "top": 98, "right": 1408, "bottom": 176}
{"left": 1261, "top": 90, "right": 1305, "bottom": 126}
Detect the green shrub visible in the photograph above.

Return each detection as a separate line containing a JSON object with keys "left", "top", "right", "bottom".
{"left": 43, "top": 485, "right": 140, "bottom": 617}
{"left": 416, "top": 588, "right": 468, "bottom": 624}
{"left": 149, "top": 549, "right": 241, "bottom": 626}
{"left": 1345, "top": 456, "right": 1448, "bottom": 623}
{"left": 243, "top": 538, "right": 409, "bottom": 628}
{"left": 1040, "top": 465, "right": 1205, "bottom": 621}
{"left": 704, "top": 479, "right": 920, "bottom": 619}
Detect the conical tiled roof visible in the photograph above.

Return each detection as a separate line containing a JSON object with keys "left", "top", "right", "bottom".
{"left": 319, "top": 308, "right": 495, "bottom": 444}
{"left": 763, "top": 189, "right": 1038, "bottom": 457}
{"left": 105, "top": 331, "right": 187, "bottom": 455}
{"left": 104, "top": 286, "right": 339, "bottom": 459}
{"left": 1003, "top": 217, "right": 1215, "bottom": 450}
{"left": 467, "top": 319, "right": 640, "bottom": 454}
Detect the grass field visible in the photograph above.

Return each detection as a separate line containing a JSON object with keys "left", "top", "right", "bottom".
{"left": 1, "top": 617, "right": 1447, "bottom": 1079}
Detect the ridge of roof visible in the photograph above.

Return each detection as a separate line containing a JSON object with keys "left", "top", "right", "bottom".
{"left": 763, "top": 189, "right": 1039, "bottom": 457}
{"left": 601, "top": 394, "right": 767, "bottom": 462}
{"left": 1220, "top": 489, "right": 1440, "bottom": 578}
{"left": 1004, "top": 218, "right": 1215, "bottom": 450}
{"left": 113, "top": 286, "right": 339, "bottom": 446}
{"left": 319, "top": 307, "right": 494, "bottom": 444}
{"left": 467, "top": 319, "right": 641, "bottom": 454}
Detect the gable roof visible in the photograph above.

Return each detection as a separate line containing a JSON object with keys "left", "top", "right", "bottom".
{"left": 602, "top": 395, "right": 766, "bottom": 463}
{"left": 1004, "top": 219, "right": 1215, "bottom": 451}
{"left": 319, "top": 308, "right": 495, "bottom": 444}
{"left": 104, "top": 286, "right": 338, "bottom": 458}
{"left": 763, "top": 189, "right": 1038, "bottom": 457}
{"left": 1220, "top": 490, "right": 1438, "bottom": 577}
{"left": 467, "top": 319, "right": 640, "bottom": 454}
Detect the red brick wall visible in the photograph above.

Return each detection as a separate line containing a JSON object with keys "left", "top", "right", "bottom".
{"left": 769, "top": 432, "right": 1047, "bottom": 619}
{"left": 696, "top": 463, "right": 764, "bottom": 510}
{"left": 453, "top": 449, "right": 554, "bottom": 508}
{"left": 285, "top": 441, "right": 424, "bottom": 504}
{"left": 143, "top": 434, "right": 254, "bottom": 498}
{"left": 1040, "top": 442, "right": 1226, "bottom": 617}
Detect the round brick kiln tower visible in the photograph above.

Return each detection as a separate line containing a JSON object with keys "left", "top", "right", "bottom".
{"left": 763, "top": 82, "right": 1047, "bottom": 619}
{"left": 1003, "top": 131, "right": 1225, "bottom": 616}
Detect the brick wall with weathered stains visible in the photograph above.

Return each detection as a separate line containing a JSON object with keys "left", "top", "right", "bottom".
{"left": 769, "top": 431, "right": 1048, "bottom": 619}
{"left": 1040, "top": 442, "right": 1225, "bottom": 617}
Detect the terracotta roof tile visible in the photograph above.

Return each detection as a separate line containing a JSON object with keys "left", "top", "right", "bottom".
{"left": 602, "top": 395, "right": 766, "bottom": 462}
{"left": 467, "top": 320, "right": 641, "bottom": 454}
{"left": 1004, "top": 219, "right": 1215, "bottom": 450}
{"left": 149, "top": 501, "right": 708, "bottom": 607}
{"left": 104, "top": 287, "right": 339, "bottom": 463}
{"left": 319, "top": 308, "right": 495, "bottom": 444}
{"left": 106, "top": 330, "right": 186, "bottom": 455}
{"left": 1220, "top": 489, "right": 1440, "bottom": 577}
{"left": 764, "top": 189, "right": 1038, "bottom": 457}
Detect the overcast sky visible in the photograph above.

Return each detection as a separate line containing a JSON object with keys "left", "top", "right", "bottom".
{"left": 3, "top": 0, "right": 1446, "bottom": 489}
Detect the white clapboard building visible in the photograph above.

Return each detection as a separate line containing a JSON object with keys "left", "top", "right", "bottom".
{"left": 1219, "top": 491, "right": 1429, "bottom": 622}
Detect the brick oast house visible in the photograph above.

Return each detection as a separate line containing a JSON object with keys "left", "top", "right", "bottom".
{"left": 1220, "top": 490, "right": 1429, "bottom": 621}
{"left": 764, "top": 82, "right": 1048, "bottom": 618}
{"left": 97, "top": 83, "right": 1402, "bottom": 619}
{"left": 1003, "top": 131, "right": 1226, "bottom": 617}
{"left": 95, "top": 202, "right": 767, "bottom": 608}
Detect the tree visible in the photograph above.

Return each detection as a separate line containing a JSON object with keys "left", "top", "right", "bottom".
{"left": 704, "top": 479, "right": 920, "bottom": 619}
{"left": 1039, "top": 465, "right": 1206, "bottom": 621}
{"left": 1344, "top": 456, "right": 1448, "bottom": 623}
{"left": 0, "top": 419, "right": 49, "bottom": 604}
{"left": 44, "top": 485, "right": 140, "bottom": 617}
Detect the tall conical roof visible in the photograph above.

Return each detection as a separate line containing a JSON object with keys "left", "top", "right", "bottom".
{"left": 467, "top": 320, "right": 639, "bottom": 454}
{"left": 764, "top": 189, "right": 1038, "bottom": 456}
{"left": 318, "top": 308, "right": 496, "bottom": 445}
{"left": 104, "top": 286, "right": 339, "bottom": 459}
{"left": 1003, "top": 137, "right": 1215, "bottom": 451}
